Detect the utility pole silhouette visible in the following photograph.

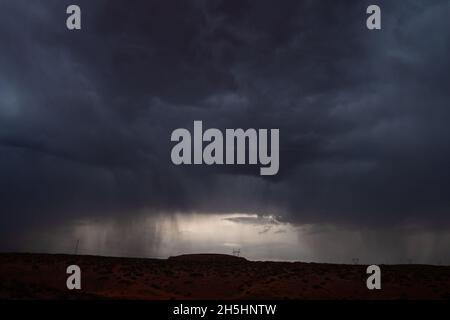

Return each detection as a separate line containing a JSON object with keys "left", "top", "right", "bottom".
{"left": 232, "top": 249, "right": 241, "bottom": 257}
{"left": 74, "top": 239, "right": 80, "bottom": 255}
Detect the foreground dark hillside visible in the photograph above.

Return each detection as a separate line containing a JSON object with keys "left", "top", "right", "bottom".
{"left": 0, "top": 253, "right": 449, "bottom": 299}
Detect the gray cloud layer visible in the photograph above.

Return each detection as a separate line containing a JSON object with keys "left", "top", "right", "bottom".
{"left": 1, "top": 0, "right": 450, "bottom": 251}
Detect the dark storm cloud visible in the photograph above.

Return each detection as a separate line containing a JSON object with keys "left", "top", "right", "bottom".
{"left": 1, "top": 0, "right": 450, "bottom": 248}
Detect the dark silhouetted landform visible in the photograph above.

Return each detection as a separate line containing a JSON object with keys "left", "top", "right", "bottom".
{"left": 1, "top": 253, "right": 449, "bottom": 300}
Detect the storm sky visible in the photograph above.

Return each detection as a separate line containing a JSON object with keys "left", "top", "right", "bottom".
{"left": 1, "top": 0, "right": 449, "bottom": 263}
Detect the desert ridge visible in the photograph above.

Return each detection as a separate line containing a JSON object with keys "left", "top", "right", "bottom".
{"left": 1, "top": 253, "right": 450, "bottom": 300}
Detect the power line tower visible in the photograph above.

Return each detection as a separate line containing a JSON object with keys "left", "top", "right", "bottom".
{"left": 74, "top": 239, "right": 80, "bottom": 255}
{"left": 232, "top": 248, "right": 241, "bottom": 257}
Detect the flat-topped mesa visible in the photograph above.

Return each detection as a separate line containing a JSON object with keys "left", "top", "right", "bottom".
{"left": 168, "top": 253, "right": 247, "bottom": 263}
{"left": 170, "top": 121, "right": 280, "bottom": 176}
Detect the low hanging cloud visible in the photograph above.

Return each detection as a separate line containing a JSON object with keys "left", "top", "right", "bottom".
{"left": 1, "top": 0, "right": 450, "bottom": 255}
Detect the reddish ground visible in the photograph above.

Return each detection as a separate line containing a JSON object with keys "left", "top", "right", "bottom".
{"left": 0, "top": 253, "right": 449, "bottom": 300}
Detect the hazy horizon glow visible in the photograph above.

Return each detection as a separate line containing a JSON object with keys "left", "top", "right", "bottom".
{"left": 14, "top": 213, "right": 450, "bottom": 265}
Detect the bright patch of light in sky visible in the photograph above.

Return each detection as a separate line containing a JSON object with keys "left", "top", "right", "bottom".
{"left": 22, "top": 213, "right": 450, "bottom": 265}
